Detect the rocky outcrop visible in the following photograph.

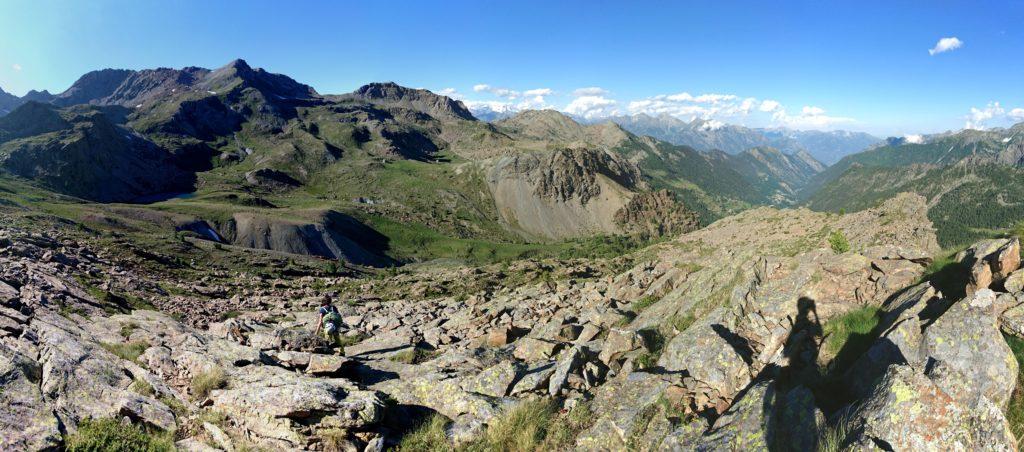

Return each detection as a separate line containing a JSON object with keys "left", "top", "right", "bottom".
{"left": 614, "top": 189, "right": 700, "bottom": 238}
{"left": 216, "top": 210, "right": 393, "bottom": 266}
{"left": 487, "top": 147, "right": 645, "bottom": 239}
{"left": 344, "top": 82, "right": 475, "bottom": 121}
{"left": 0, "top": 104, "right": 194, "bottom": 202}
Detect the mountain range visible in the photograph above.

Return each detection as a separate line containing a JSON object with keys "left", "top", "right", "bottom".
{"left": 604, "top": 113, "right": 881, "bottom": 165}
{"left": 465, "top": 106, "right": 881, "bottom": 165}
{"left": 0, "top": 59, "right": 840, "bottom": 266}
{"left": 805, "top": 123, "right": 1024, "bottom": 247}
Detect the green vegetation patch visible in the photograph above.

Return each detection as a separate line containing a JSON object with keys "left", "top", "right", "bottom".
{"left": 101, "top": 341, "right": 149, "bottom": 363}
{"left": 64, "top": 417, "right": 174, "bottom": 452}
{"left": 1004, "top": 334, "right": 1024, "bottom": 442}
{"left": 828, "top": 229, "right": 850, "bottom": 254}
{"left": 822, "top": 305, "right": 880, "bottom": 361}
{"left": 190, "top": 367, "right": 227, "bottom": 400}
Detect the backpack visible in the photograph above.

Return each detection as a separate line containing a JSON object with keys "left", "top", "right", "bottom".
{"left": 322, "top": 306, "right": 342, "bottom": 334}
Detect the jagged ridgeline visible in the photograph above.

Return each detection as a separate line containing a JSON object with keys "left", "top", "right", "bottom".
{"left": 804, "top": 125, "right": 1024, "bottom": 247}
{"left": 0, "top": 59, "right": 828, "bottom": 264}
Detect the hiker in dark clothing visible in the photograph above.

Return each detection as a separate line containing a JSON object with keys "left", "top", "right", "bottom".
{"left": 315, "top": 295, "right": 343, "bottom": 343}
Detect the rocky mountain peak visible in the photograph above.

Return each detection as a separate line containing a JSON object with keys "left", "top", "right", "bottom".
{"left": 52, "top": 68, "right": 135, "bottom": 107}
{"left": 349, "top": 82, "right": 475, "bottom": 121}
{"left": 205, "top": 58, "right": 318, "bottom": 100}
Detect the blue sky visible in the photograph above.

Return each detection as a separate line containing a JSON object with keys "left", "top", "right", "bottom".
{"left": 0, "top": 0, "right": 1021, "bottom": 136}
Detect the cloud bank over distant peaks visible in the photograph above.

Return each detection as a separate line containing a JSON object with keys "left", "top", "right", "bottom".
{"left": 447, "top": 82, "right": 856, "bottom": 131}
{"left": 964, "top": 101, "right": 1024, "bottom": 130}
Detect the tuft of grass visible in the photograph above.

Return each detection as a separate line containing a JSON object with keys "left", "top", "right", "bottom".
{"left": 1004, "top": 334, "right": 1024, "bottom": 442}
{"left": 190, "top": 367, "right": 227, "bottom": 400}
{"left": 334, "top": 332, "right": 367, "bottom": 348}
{"left": 462, "top": 399, "right": 557, "bottom": 452}
{"left": 119, "top": 322, "right": 139, "bottom": 340}
{"left": 828, "top": 230, "right": 850, "bottom": 254}
{"left": 101, "top": 341, "right": 149, "bottom": 363}
{"left": 821, "top": 305, "right": 881, "bottom": 372}
{"left": 396, "top": 414, "right": 453, "bottom": 452}
{"left": 159, "top": 396, "right": 189, "bottom": 418}
{"left": 631, "top": 295, "right": 660, "bottom": 314}
{"left": 816, "top": 412, "right": 854, "bottom": 452}
{"left": 130, "top": 378, "right": 155, "bottom": 397}
{"left": 919, "top": 249, "right": 969, "bottom": 301}
{"left": 64, "top": 417, "right": 175, "bottom": 452}
{"left": 538, "top": 401, "right": 594, "bottom": 450}
{"left": 219, "top": 310, "right": 242, "bottom": 321}
{"left": 319, "top": 428, "right": 352, "bottom": 452}
{"left": 635, "top": 328, "right": 668, "bottom": 370}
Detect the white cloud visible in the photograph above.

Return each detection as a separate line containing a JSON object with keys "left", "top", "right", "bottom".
{"left": 11, "top": 64, "right": 21, "bottom": 71}
{"left": 462, "top": 83, "right": 855, "bottom": 131}
{"left": 1010, "top": 108, "right": 1024, "bottom": 120}
{"left": 572, "top": 87, "right": 608, "bottom": 97}
{"left": 759, "top": 100, "right": 781, "bottom": 112}
{"left": 692, "top": 93, "right": 737, "bottom": 103}
{"left": 929, "top": 37, "right": 963, "bottom": 56}
{"left": 564, "top": 95, "right": 618, "bottom": 119}
{"left": 965, "top": 102, "right": 1006, "bottom": 129}
{"left": 772, "top": 105, "right": 854, "bottom": 129}
{"left": 438, "top": 87, "right": 461, "bottom": 99}
{"left": 801, "top": 106, "right": 825, "bottom": 116}
{"left": 462, "top": 100, "right": 517, "bottom": 116}
{"left": 904, "top": 134, "right": 925, "bottom": 144}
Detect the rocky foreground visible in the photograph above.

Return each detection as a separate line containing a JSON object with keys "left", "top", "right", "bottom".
{"left": 3, "top": 193, "right": 1024, "bottom": 450}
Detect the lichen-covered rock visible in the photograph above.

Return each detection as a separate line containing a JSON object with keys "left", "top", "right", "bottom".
{"left": 692, "top": 381, "right": 820, "bottom": 452}
{"left": 209, "top": 366, "right": 384, "bottom": 448}
{"left": 598, "top": 328, "right": 644, "bottom": 364}
{"left": 513, "top": 337, "right": 561, "bottom": 362}
{"left": 1004, "top": 268, "right": 1024, "bottom": 294}
{"left": 306, "top": 354, "right": 352, "bottom": 376}
{"left": 845, "top": 364, "right": 1015, "bottom": 451}
{"left": 0, "top": 343, "right": 61, "bottom": 451}
{"left": 377, "top": 372, "right": 503, "bottom": 425}
{"left": 657, "top": 309, "right": 752, "bottom": 413}
{"left": 920, "top": 289, "right": 1018, "bottom": 408}
{"left": 576, "top": 371, "right": 675, "bottom": 450}
{"left": 510, "top": 361, "right": 556, "bottom": 395}
{"left": 461, "top": 360, "right": 520, "bottom": 397}
{"left": 549, "top": 345, "right": 585, "bottom": 396}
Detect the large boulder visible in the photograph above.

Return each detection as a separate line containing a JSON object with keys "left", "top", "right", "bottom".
{"left": 920, "top": 289, "right": 1018, "bottom": 408}
{"left": 209, "top": 366, "right": 384, "bottom": 448}
{"left": 0, "top": 344, "right": 61, "bottom": 451}
{"left": 843, "top": 364, "right": 1015, "bottom": 451}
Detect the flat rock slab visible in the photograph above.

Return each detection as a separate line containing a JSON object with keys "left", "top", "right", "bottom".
{"left": 344, "top": 333, "right": 413, "bottom": 357}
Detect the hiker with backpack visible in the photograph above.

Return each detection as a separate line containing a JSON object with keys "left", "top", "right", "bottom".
{"left": 315, "top": 295, "right": 343, "bottom": 344}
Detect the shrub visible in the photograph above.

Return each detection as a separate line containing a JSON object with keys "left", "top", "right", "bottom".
{"left": 828, "top": 230, "right": 850, "bottom": 254}
{"left": 64, "top": 418, "right": 174, "bottom": 452}
{"left": 190, "top": 367, "right": 227, "bottom": 400}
